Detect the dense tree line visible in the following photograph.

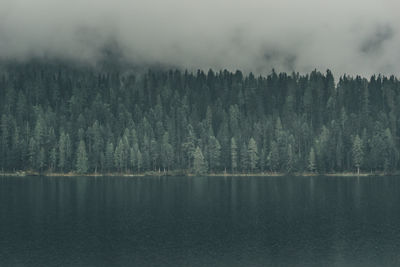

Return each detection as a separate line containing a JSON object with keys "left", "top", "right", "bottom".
{"left": 0, "top": 61, "right": 399, "bottom": 174}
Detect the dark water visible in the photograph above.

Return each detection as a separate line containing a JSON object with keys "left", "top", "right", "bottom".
{"left": 1, "top": 176, "right": 400, "bottom": 266}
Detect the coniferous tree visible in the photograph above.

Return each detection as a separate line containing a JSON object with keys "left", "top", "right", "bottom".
{"left": 161, "top": 132, "right": 174, "bottom": 171}
{"left": 114, "top": 139, "right": 125, "bottom": 172}
{"left": 193, "top": 146, "right": 207, "bottom": 175}
{"left": 76, "top": 140, "right": 89, "bottom": 174}
{"left": 268, "top": 141, "right": 279, "bottom": 172}
{"left": 58, "top": 132, "right": 68, "bottom": 172}
{"left": 231, "top": 137, "right": 237, "bottom": 173}
{"left": 131, "top": 141, "right": 139, "bottom": 171}
{"left": 208, "top": 135, "right": 221, "bottom": 172}
{"left": 50, "top": 147, "right": 57, "bottom": 171}
{"left": 352, "top": 134, "right": 363, "bottom": 175}
{"left": 105, "top": 142, "right": 114, "bottom": 172}
{"left": 182, "top": 124, "right": 196, "bottom": 169}
{"left": 38, "top": 147, "right": 46, "bottom": 173}
{"left": 286, "top": 144, "right": 294, "bottom": 173}
{"left": 28, "top": 137, "right": 36, "bottom": 170}
{"left": 240, "top": 142, "right": 248, "bottom": 172}
{"left": 247, "top": 137, "right": 258, "bottom": 172}
{"left": 308, "top": 148, "right": 316, "bottom": 173}
{"left": 0, "top": 114, "right": 9, "bottom": 170}
{"left": 137, "top": 149, "right": 143, "bottom": 173}
{"left": 90, "top": 121, "right": 103, "bottom": 173}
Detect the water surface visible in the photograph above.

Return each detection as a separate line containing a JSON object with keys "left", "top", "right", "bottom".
{"left": 1, "top": 176, "right": 400, "bottom": 266}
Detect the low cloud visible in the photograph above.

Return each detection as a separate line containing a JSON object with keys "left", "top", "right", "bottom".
{"left": 0, "top": 0, "right": 399, "bottom": 77}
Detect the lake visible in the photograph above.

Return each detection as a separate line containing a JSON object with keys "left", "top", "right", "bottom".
{"left": 1, "top": 175, "right": 400, "bottom": 266}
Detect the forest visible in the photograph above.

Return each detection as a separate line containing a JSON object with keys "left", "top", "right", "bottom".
{"left": 0, "top": 60, "right": 399, "bottom": 175}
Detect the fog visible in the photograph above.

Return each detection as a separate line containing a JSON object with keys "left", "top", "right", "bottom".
{"left": 0, "top": 0, "right": 399, "bottom": 77}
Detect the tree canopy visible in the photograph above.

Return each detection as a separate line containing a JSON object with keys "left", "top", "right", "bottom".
{"left": 0, "top": 61, "right": 399, "bottom": 174}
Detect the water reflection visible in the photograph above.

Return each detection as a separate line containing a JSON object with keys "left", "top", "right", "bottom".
{"left": 1, "top": 176, "right": 400, "bottom": 266}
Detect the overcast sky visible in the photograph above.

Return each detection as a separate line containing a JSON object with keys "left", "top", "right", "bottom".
{"left": 0, "top": 0, "right": 399, "bottom": 77}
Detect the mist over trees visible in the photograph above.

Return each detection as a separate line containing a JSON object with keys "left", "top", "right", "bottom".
{"left": 0, "top": 61, "right": 400, "bottom": 174}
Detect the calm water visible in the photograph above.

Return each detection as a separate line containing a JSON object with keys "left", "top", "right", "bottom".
{"left": 1, "top": 176, "right": 400, "bottom": 266}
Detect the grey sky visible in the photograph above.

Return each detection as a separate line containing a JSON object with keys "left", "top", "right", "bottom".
{"left": 0, "top": 0, "right": 399, "bottom": 77}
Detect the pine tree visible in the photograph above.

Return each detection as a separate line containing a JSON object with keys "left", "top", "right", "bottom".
{"left": 240, "top": 142, "right": 248, "bottom": 172}
{"left": 247, "top": 137, "right": 258, "bottom": 172}
{"left": 50, "top": 147, "right": 57, "bottom": 171}
{"left": 308, "top": 147, "right": 316, "bottom": 173}
{"left": 268, "top": 141, "right": 279, "bottom": 172}
{"left": 58, "top": 132, "right": 67, "bottom": 171}
{"left": 142, "top": 134, "right": 150, "bottom": 171}
{"left": 231, "top": 137, "right": 237, "bottom": 173}
{"left": 182, "top": 124, "right": 196, "bottom": 169}
{"left": 131, "top": 142, "right": 139, "bottom": 171}
{"left": 76, "top": 140, "right": 89, "bottom": 174}
{"left": 38, "top": 147, "right": 46, "bottom": 173}
{"left": 137, "top": 149, "right": 143, "bottom": 173}
{"left": 114, "top": 139, "right": 125, "bottom": 172}
{"left": 352, "top": 134, "right": 364, "bottom": 175}
{"left": 122, "top": 133, "right": 130, "bottom": 172}
{"left": 286, "top": 144, "right": 294, "bottom": 173}
{"left": 59, "top": 132, "right": 72, "bottom": 172}
{"left": 208, "top": 135, "right": 221, "bottom": 172}
{"left": 90, "top": 121, "right": 103, "bottom": 173}
{"left": 65, "top": 134, "right": 72, "bottom": 171}
{"left": 28, "top": 137, "right": 36, "bottom": 170}
{"left": 105, "top": 142, "right": 114, "bottom": 172}
{"left": 161, "top": 132, "right": 174, "bottom": 171}
{"left": 10, "top": 122, "right": 20, "bottom": 170}
{"left": 193, "top": 146, "right": 207, "bottom": 175}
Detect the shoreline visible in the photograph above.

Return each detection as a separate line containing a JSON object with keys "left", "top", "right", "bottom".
{"left": 0, "top": 171, "right": 395, "bottom": 177}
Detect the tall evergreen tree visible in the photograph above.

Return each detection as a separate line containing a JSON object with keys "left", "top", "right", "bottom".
{"left": 268, "top": 141, "right": 279, "bottom": 172}
{"left": 308, "top": 148, "right": 316, "bottom": 173}
{"left": 76, "top": 140, "right": 89, "bottom": 174}
{"left": 182, "top": 124, "right": 196, "bottom": 169}
{"left": 286, "top": 144, "right": 294, "bottom": 173}
{"left": 352, "top": 134, "right": 364, "bottom": 175}
{"left": 114, "top": 139, "right": 125, "bottom": 172}
{"left": 247, "top": 137, "right": 258, "bottom": 172}
{"left": 58, "top": 132, "right": 70, "bottom": 172}
{"left": 240, "top": 142, "right": 248, "bottom": 172}
{"left": 38, "top": 147, "right": 46, "bottom": 173}
{"left": 161, "top": 132, "right": 174, "bottom": 171}
{"left": 137, "top": 149, "right": 143, "bottom": 173}
{"left": 49, "top": 147, "right": 57, "bottom": 171}
{"left": 231, "top": 137, "right": 237, "bottom": 173}
{"left": 105, "top": 142, "right": 114, "bottom": 172}
{"left": 208, "top": 135, "right": 221, "bottom": 172}
{"left": 193, "top": 146, "right": 207, "bottom": 175}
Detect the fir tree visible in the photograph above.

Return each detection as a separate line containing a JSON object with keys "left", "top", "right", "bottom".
{"left": 114, "top": 139, "right": 125, "bottom": 172}
{"left": 268, "top": 141, "right": 279, "bottom": 172}
{"left": 193, "top": 146, "right": 207, "bottom": 175}
{"left": 50, "top": 147, "right": 57, "bottom": 171}
{"left": 308, "top": 148, "right": 316, "bottom": 173}
{"left": 240, "top": 142, "right": 248, "bottom": 172}
{"left": 352, "top": 135, "right": 363, "bottom": 175}
{"left": 38, "top": 147, "right": 46, "bottom": 173}
{"left": 247, "top": 137, "right": 258, "bottom": 172}
{"left": 231, "top": 137, "right": 237, "bottom": 173}
{"left": 105, "top": 142, "right": 114, "bottom": 172}
{"left": 76, "top": 140, "right": 88, "bottom": 174}
{"left": 137, "top": 149, "right": 143, "bottom": 173}
{"left": 208, "top": 135, "right": 221, "bottom": 172}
